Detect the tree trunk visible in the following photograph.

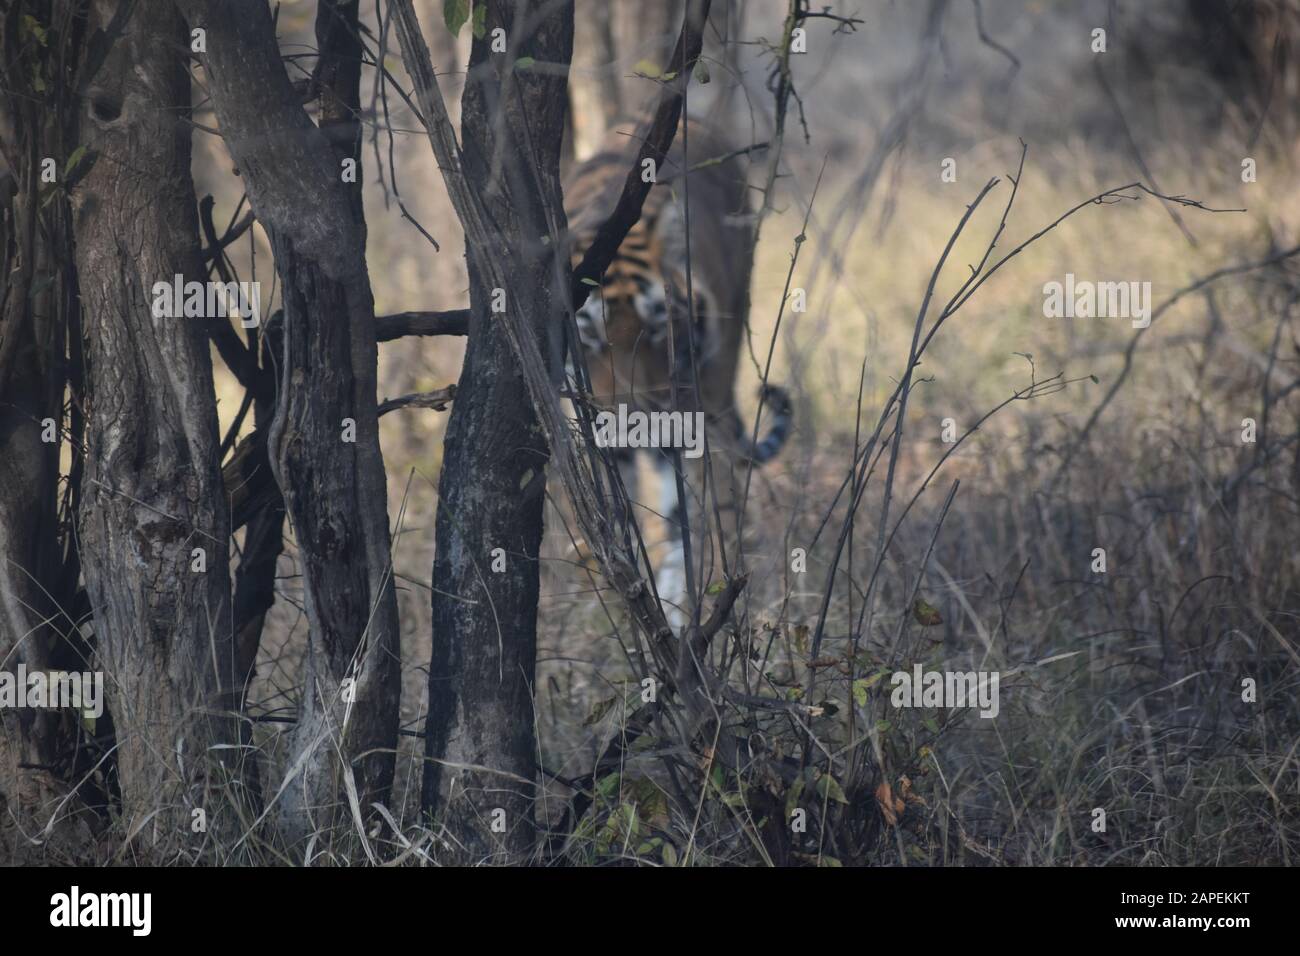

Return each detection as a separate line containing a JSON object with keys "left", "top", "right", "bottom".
{"left": 569, "top": 0, "right": 621, "bottom": 160}
{"left": 177, "top": 0, "right": 401, "bottom": 851}
{"left": 68, "top": 0, "right": 244, "bottom": 848}
{"left": 418, "top": 0, "right": 573, "bottom": 861}
{"left": 0, "top": 181, "right": 68, "bottom": 846}
{"left": 0, "top": 0, "right": 80, "bottom": 845}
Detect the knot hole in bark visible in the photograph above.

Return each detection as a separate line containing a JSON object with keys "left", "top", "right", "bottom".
{"left": 90, "top": 92, "right": 123, "bottom": 123}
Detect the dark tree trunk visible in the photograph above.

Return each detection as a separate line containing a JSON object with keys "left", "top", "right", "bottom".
{"left": 231, "top": 319, "right": 284, "bottom": 698}
{"left": 177, "top": 0, "right": 401, "bottom": 850}
{"left": 420, "top": 0, "right": 573, "bottom": 860}
{"left": 0, "top": 0, "right": 80, "bottom": 847}
{"left": 67, "top": 0, "right": 245, "bottom": 847}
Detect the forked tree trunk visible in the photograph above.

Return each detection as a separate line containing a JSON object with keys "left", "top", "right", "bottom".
{"left": 177, "top": 0, "right": 401, "bottom": 851}
{"left": 68, "top": 0, "right": 244, "bottom": 848}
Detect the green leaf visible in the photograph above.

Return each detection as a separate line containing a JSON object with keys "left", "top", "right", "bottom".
{"left": 851, "top": 679, "right": 868, "bottom": 708}
{"left": 851, "top": 670, "right": 886, "bottom": 707}
{"left": 63, "top": 146, "right": 87, "bottom": 179}
{"left": 704, "top": 580, "right": 726, "bottom": 596}
{"left": 693, "top": 60, "right": 710, "bottom": 84}
{"left": 471, "top": 4, "right": 487, "bottom": 40}
{"left": 875, "top": 719, "right": 892, "bottom": 733}
{"left": 816, "top": 773, "right": 850, "bottom": 804}
{"left": 595, "top": 771, "right": 621, "bottom": 801}
{"left": 514, "top": 56, "right": 536, "bottom": 70}
{"left": 583, "top": 696, "right": 617, "bottom": 726}
{"left": 622, "top": 802, "right": 640, "bottom": 840}
{"left": 624, "top": 776, "right": 670, "bottom": 828}
{"left": 579, "top": 277, "right": 600, "bottom": 287}
{"left": 792, "top": 622, "right": 810, "bottom": 654}
{"left": 912, "top": 596, "right": 943, "bottom": 626}
{"left": 1089, "top": 374, "right": 1100, "bottom": 384}
{"left": 443, "top": 0, "right": 471, "bottom": 36}
{"left": 661, "top": 842, "right": 678, "bottom": 866}
{"left": 21, "top": 15, "right": 48, "bottom": 46}
{"left": 632, "top": 58, "right": 661, "bottom": 78}
{"left": 923, "top": 716, "right": 940, "bottom": 734}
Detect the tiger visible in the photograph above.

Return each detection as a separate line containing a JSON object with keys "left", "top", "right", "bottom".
{"left": 561, "top": 117, "right": 793, "bottom": 624}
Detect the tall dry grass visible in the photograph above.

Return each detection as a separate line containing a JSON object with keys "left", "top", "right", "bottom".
{"left": 29, "top": 0, "right": 1291, "bottom": 866}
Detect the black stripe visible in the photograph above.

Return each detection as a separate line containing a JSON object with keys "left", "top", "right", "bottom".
{"left": 612, "top": 253, "right": 653, "bottom": 270}
{"left": 744, "top": 385, "right": 794, "bottom": 465}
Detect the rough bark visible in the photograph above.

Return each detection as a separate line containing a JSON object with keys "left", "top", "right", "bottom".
{"left": 68, "top": 0, "right": 244, "bottom": 849}
{"left": 396, "top": 0, "right": 706, "bottom": 858}
{"left": 400, "top": 0, "right": 573, "bottom": 860}
{"left": 176, "top": 0, "right": 401, "bottom": 851}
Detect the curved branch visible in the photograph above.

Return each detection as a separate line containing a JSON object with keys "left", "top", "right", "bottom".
{"left": 569, "top": 0, "right": 712, "bottom": 306}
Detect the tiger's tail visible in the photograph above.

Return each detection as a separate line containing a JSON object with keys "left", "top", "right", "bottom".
{"left": 739, "top": 385, "right": 793, "bottom": 465}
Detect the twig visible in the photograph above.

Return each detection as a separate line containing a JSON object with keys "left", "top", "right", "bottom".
{"left": 1051, "top": 242, "right": 1300, "bottom": 488}
{"left": 377, "top": 385, "right": 456, "bottom": 416}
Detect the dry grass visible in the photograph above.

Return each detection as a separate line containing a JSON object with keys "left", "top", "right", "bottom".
{"left": 212, "top": 62, "right": 1300, "bottom": 868}
{"left": 11, "top": 0, "right": 1297, "bottom": 867}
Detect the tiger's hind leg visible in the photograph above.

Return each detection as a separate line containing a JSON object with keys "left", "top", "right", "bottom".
{"left": 652, "top": 421, "right": 747, "bottom": 631}
{"left": 652, "top": 451, "right": 690, "bottom": 629}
